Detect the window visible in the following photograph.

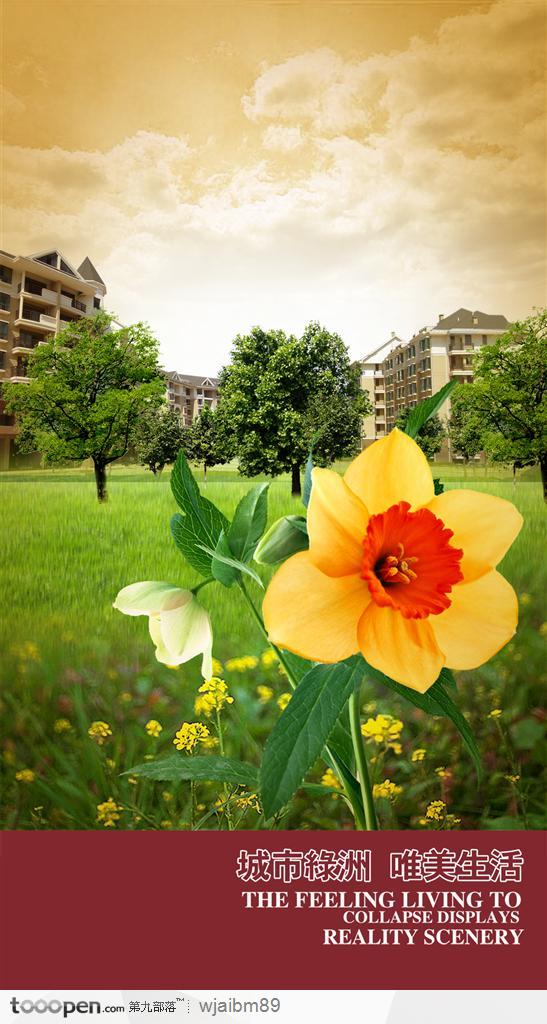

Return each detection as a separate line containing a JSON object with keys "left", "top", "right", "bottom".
{"left": 0, "top": 266, "right": 13, "bottom": 284}
{"left": 0, "top": 322, "right": 8, "bottom": 339}
{"left": 93, "top": 297, "right": 101, "bottom": 310}
{"left": 0, "top": 292, "right": 10, "bottom": 311}
{"left": 0, "top": 351, "right": 4, "bottom": 369}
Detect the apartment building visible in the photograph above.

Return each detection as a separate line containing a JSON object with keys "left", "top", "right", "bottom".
{"left": 0, "top": 248, "right": 106, "bottom": 469}
{"left": 359, "top": 309, "right": 510, "bottom": 453}
{"left": 165, "top": 372, "right": 220, "bottom": 425}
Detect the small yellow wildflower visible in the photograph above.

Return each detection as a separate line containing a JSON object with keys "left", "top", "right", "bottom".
{"left": 197, "top": 803, "right": 206, "bottom": 811}
{"left": 160, "top": 819, "right": 173, "bottom": 829}
{"left": 145, "top": 719, "right": 163, "bottom": 738}
{"left": 261, "top": 649, "right": 278, "bottom": 669}
{"left": 390, "top": 741, "right": 402, "bottom": 755}
{"left": 519, "top": 593, "right": 531, "bottom": 606}
{"left": 435, "top": 766, "right": 451, "bottom": 779}
{"left": 105, "top": 758, "right": 116, "bottom": 770}
{"left": 212, "top": 657, "right": 224, "bottom": 675}
{"left": 373, "top": 779, "right": 402, "bottom": 799}
{"left": 418, "top": 817, "right": 428, "bottom": 826}
{"left": 96, "top": 797, "right": 121, "bottom": 827}
{"left": 234, "top": 792, "right": 261, "bottom": 813}
{"left": 11, "top": 641, "right": 40, "bottom": 662}
{"left": 194, "top": 677, "right": 234, "bottom": 717}
{"left": 321, "top": 768, "right": 342, "bottom": 791}
{"left": 15, "top": 768, "right": 35, "bottom": 783}
{"left": 200, "top": 734, "right": 219, "bottom": 750}
{"left": 277, "top": 692, "right": 292, "bottom": 712}
{"left": 162, "top": 791, "right": 174, "bottom": 802}
{"left": 361, "top": 714, "right": 403, "bottom": 744}
{"left": 225, "top": 655, "right": 259, "bottom": 672}
{"left": 445, "top": 814, "right": 461, "bottom": 829}
{"left": 3, "top": 748, "right": 16, "bottom": 766}
{"left": 88, "top": 721, "right": 113, "bottom": 745}
{"left": 107, "top": 669, "right": 119, "bottom": 680}
{"left": 257, "top": 685, "right": 274, "bottom": 703}
{"left": 119, "top": 691, "right": 132, "bottom": 704}
{"left": 505, "top": 774, "right": 520, "bottom": 784}
{"left": 173, "top": 722, "right": 210, "bottom": 753}
{"left": 53, "top": 718, "right": 72, "bottom": 734}
{"left": 411, "top": 748, "right": 426, "bottom": 762}
{"left": 488, "top": 709, "right": 502, "bottom": 719}
{"left": 127, "top": 776, "right": 138, "bottom": 786}
{"left": 426, "top": 799, "right": 446, "bottom": 821}
{"left": 539, "top": 622, "right": 547, "bottom": 637}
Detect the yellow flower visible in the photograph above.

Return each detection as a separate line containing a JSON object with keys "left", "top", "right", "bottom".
{"left": 173, "top": 722, "right": 210, "bottom": 753}
{"left": 373, "top": 779, "right": 402, "bottom": 799}
{"left": 389, "top": 741, "right": 402, "bottom": 755}
{"left": 3, "top": 748, "right": 16, "bottom": 766}
{"left": 519, "top": 592, "right": 531, "bottom": 606}
{"left": 96, "top": 797, "right": 121, "bottom": 827}
{"left": 435, "top": 766, "right": 451, "bottom": 779}
{"left": 162, "top": 790, "right": 174, "bottom": 802}
{"left": 119, "top": 691, "right": 132, "bottom": 704}
{"left": 194, "top": 677, "right": 234, "bottom": 716}
{"left": 412, "top": 748, "right": 426, "bottom": 762}
{"left": 113, "top": 582, "right": 213, "bottom": 678}
{"left": 505, "top": 773, "right": 520, "bottom": 784}
{"left": 88, "top": 721, "right": 112, "bottom": 745}
{"left": 212, "top": 657, "right": 224, "bottom": 675}
{"left": 105, "top": 758, "right": 116, "bottom": 770}
{"left": 127, "top": 776, "right": 138, "bottom": 786}
{"left": 53, "top": 718, "right": 72, "bottom": 734}
{"left": 160, "top": 819, "right": 173, "bottom": 829}
{"left": 445, "top": 814, "right": 461, "bottom": 829}
{"left": 15, "top": 768, "right": 35, "bottom": 783}
{"left": 200, "top": 734, "right": 219, "bottom": 750}
{"left": 257, "top": 685, "right": 274, "bottom": 703}
{"left": 261, "top": 649, "right": 278, "bottom": 668}
{"left": 488, "top": 709, "right": 502, "bottom": 718}
{"left": 426, "top": 799, "right": 446, "bottom": 821}
{"left": 321, "top": 768, "right": 342, "bottom": 790}
{"left": 263, "top": 429, "right": 522, "bottom": 691}
{"left": 145, "top": 719, "right": 163, "bottom": 737}
{"left": 277, "top": 692, "right": 292, "bottom": 711}
{"left": 540, "top": 622, "right": 547, "bottom": 637}
{"left": 234, "top": 792, "right": 261, "bottom": 812}
{"left": 361, "top": 714, "right": 403, "bottom": 744}
{"left": 225, "top": 655, "right": 259, "bottom": 672}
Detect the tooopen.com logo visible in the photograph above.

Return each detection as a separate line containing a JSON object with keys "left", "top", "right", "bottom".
{"left": 10, "top": 999, "right": 124, "bottom": 1017}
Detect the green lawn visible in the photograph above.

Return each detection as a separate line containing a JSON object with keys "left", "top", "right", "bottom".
{"left": 1, "top": 460, "right": 545, "bottom": 831}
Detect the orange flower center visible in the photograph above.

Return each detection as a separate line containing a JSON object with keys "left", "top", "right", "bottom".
{"left": 362, "top": 501, "right": 464, "bottom": 619}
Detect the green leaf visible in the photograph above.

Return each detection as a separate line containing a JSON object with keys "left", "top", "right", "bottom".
{"left": 127, "top": 754, "right": 258, "bottom": 787}
{"left": 199, "top": 541, "right": 264, "bottom": 588}
{"left": 211, "top": 530, "right": 240, "bottom": 588}
{"left": 403, "top": 380, "right": 456, "bottom": 439}
{"left": 260, "top": 660, "right": 361, "bottom": 818}
{"left": 228, "top": 483, "right": 269, "bottom": 563}
{"left": 170, "top": 451, "right": 228, "bottom": 576}
{"left": 302, "top": 452, "right": 314, "bottom": 508}
{"left": 254, "top": 515, "right": 309, "bottom": 565}
{"left": 362, "top": 657, "right": 481, "bottom": 778}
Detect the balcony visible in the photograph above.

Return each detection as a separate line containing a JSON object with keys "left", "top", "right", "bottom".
{"left": 74, "top": 299, "right": 87, "bottom": 313}
{"left": 15, "top": 309, "right": 57, "bottom": 331}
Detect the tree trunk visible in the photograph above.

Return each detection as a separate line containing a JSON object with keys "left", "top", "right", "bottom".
{"left": 203, "top": 462, "right": 207, "bottom": 481}
{"left": 93, "top": 460, "right": 108, "bottom": 503}
{"left": 541, "top": 454, "right": 547, "bottom": 501}
{"left": 291, "top": 463, "right": 301, "bottom": 496}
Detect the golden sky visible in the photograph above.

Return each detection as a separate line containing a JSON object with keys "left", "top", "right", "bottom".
{"left": 1, "top": 0, "right": 545, "bottom": 372}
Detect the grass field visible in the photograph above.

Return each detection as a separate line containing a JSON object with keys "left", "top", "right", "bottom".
{"left": 1, "top": 460, "right": 545, "bottom": 831}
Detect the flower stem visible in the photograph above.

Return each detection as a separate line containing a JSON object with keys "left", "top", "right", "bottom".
{"left": 349, "top": 687, "right": 378, "bottom": 831}
{"left": 237, "top": 579, "right": 367, "bottom": 830}
{"left": 191, "top": 576, "right": 215, "bottom": 596}
{"left": 216, "top": 707, "right": 234, "bottom": 831}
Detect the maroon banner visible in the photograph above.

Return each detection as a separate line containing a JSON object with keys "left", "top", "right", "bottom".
{"left": 1, "top": 831, "right": 545, "bottom": 990}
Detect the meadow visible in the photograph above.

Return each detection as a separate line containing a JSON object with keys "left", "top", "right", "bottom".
{"left": 1, "top": 460, "right": 545, "bottom": 831}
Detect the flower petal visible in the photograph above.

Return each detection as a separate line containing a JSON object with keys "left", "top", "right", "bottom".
{"left": 263, "top": 551, "right": 370, "bottom": 662}
{"left": 426, "top": 490, "right": 523, "bottom": 582}
{"left": 159, "top": 600, "right": 213, "bottom": 666}
{"left": 307, "top": 467, "right": 369, "bottom": 576}
{"left": 430, "top": 571, "right": 518, "bottom": 669}
{"left": 344, "top": 429, "right": 435, "bottom": 514}
{"left": 113, "top": 581, "right": 189, "bottom": 616}
{"left": 358, "top": 603, "right": 445, "bottom": 691}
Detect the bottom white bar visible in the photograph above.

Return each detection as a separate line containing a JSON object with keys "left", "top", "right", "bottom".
{"left": 1, "top": 991, "right": 544, "bottom": 1024}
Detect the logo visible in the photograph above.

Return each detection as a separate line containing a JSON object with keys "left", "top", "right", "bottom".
{"left": 10, "top": 999, "right": 101, "bottom": 1017}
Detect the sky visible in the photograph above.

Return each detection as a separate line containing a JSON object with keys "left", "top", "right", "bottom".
{"left": 1, "top": 0, "right": 545, "bottom": 374}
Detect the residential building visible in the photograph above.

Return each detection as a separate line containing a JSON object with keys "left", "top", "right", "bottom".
{"left": 165, "top": 372, "right": 220, "bottom": 425}
{"left": 0, "top": 248, "right": 106, "bottom": 469}
{"left": 359, "top": 308, "right": 510, "bottom": 456}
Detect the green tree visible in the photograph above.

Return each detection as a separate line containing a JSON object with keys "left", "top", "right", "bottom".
{"left": 453, "top": 309, "right": 547, "bottom": 496}
{"left": 4, "top": 311, "right": 165, "bottom": 501}
{"left": 217, "top": 322, "right": 372, "bottom": 494}
{"left": 395, "top": 407, "right": 445, "bottom": 460}
{"left": 134, "top": 404, "right": 187, "bottom": 475}
{"left": 447, "top": 388, "right": 484, "bottom": 469}
{"left": 184, "top": 405, "right": 232, "bottom": 479}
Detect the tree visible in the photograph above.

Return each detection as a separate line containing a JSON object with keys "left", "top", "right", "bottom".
{"left": 184, "top": 405, "right": 232, "bottom": 479}
{"left": 447, "top": 388, "right": 484, "bottom": 469}
{"left": 452, "top": 309, "right": 547, "bottom": 497}
{"left": 217, "top": 322, "right": 372, "bottom": 494}
{"left": 395, "top": 407, "right": 445, "bottom": 460}
{"left": 4, "top": 311, "right": 165, "bottom": 501}
{"left": 134, "top": 405, "right": 187, "bottom": 475}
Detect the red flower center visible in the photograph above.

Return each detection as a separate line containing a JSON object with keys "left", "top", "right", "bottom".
{"left": 362, "top": 501, "right": 464, "bottom": 619}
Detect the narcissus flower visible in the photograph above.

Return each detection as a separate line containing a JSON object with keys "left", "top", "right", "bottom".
{"left": 113, "top": 582, "right": 213, "bottom": 679}
{"left": 263, "top": 429, "right": 522, "bottom": 691}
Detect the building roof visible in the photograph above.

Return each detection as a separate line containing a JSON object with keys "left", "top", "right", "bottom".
{"left": 166, "top": 372, "right": 220, "bottom": 387}
{"left": 360, "top": 333, "right": 406, "bottom": 363}
{"left": 434, "top": 308, "right": 509, "bottom": 330}
{"left": 78, "top": 257, "right": 106, "bottom": 287}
